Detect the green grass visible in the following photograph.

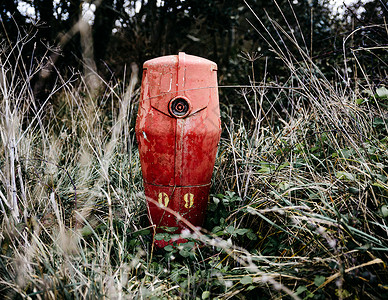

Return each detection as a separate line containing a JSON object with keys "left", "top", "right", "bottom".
{"left": 1, "top": 11, "right": 388, "bottom": 300}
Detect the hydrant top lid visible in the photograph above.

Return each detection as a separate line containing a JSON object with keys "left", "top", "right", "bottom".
{"left": 143, "top": 52, "right": 217, "bottom": 70}
{"left": 143, "top": 52, "right": 218, "bottom": 117}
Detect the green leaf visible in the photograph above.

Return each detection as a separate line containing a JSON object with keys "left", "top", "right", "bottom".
{"left": 372, "top": 182, "right": 386, "bottom": 189}
{"left": 208, "top": 202, "right": 218, "bottom": 212}
{"left": 225, "top": 191, "right": 236, "bottom": 198}
{"left": 362, "top": 89, "right": 373, "bottom": 97}
{"left": 133, "top": 229, "right": 150, "bottom": 237}
{"left": 278, "top": 161, "right": 290, "bottom": 171}
{"left": 240, "top": 276, "right": 253, "bottom": 285}
{"left": 373, "top": 117, "right": 385, "bottom": 127}
{"left": 335, "top": 171, "right": 355, "bottom": 181}
{"left": 226, "top": 226, "right": 236, "bottom": 235}
{"left": 246, "top": 230, "right": 257, "bottom": 240}
{"left": 154, "top": 233, "right": 166, "bottom": 241}
{"left": 335, "top": 289, "right": 352, "bottom": 298}
{"left": 348, "top": 187, "right": 360, "bottom": 195}
{"left": 355, "top": 98, "right": 366, "bottom": 105}
{"left": 376, "top": 174, "right": 388, "bottom": 183}
{"left": 278, "top": 181, "right": 291, "bottom": 192}
{"left": 179, "top": 248, "right": 191, "bottom": 258}
{"left": 338, "top": 148, "right": 353, "bottom": 158}
{"left": 185, "top": 242, "right": 196, "bottom": 248}
{"left": 296, "top": 286, "right": 307, "bottom": 295}
{"left": 376, "top": 86, "right": 388, "bottom": 98}
{"left": 80, "top": 225, "right": 94, "bottom": 237}
{"left": 164, "top": 226, "right": 178, "bottom": 232}
{"left": 380, "top": 205, "right": 388, "bottom": 218}
{"left": 296, "top": 286, "right": 314, "bottom": 298}
{"left": 164, "top": 245, "right": 174, "bottom": 252}
{"left": 258, "top": 166, "right": 271, "bottom": 174}
{"left": 314, "top": 275, "right": 325, "bottom": 287}
{"left": 202, "top": 291, "right": 210, "bottom": 299}
{"left": 212, "top": 226, "right": 223, "bottom": 234}
{"left": 235, "top": 228, "right": 249, "bottom": 235}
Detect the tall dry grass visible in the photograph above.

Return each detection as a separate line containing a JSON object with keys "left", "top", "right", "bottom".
{"left": 0, "top": 2, "right": 387, "bottom": 299}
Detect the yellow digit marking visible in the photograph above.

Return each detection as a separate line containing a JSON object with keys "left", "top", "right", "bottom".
{"left": 184, "top": 193, "right": 194, "bottom": 208}
{"left": 158, "top": 192, "right": 169, "bottom": 207}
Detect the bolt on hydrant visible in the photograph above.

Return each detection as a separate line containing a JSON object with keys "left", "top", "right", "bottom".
{"left": 135, "top": 52, "right": 221, "bottom": 247}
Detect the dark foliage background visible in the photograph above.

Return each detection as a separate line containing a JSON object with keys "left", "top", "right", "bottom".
{"left": 2, "top": 0, "right": 387, "bottom": 109}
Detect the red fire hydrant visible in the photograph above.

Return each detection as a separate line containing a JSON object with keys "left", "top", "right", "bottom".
{"left": 135, "top": 52, "right": 221, "bottom": 246}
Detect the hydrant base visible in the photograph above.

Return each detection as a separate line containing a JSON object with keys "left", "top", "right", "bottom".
{"left": 145, "top": 183, "right": 211, "bottom": 232}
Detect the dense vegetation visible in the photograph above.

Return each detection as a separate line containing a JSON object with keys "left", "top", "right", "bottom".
{"left": 0, "top": 0, "right": 387, "bottom": 299}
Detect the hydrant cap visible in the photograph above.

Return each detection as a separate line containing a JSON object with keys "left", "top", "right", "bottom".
{"left": 142, "top": 52, "right": 218, "bottom": 118}
{"left": 143, "top": 52, "right": 217, "bottom": 71}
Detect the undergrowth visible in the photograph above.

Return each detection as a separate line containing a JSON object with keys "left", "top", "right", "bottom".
{"left": 1, "top": 5, "right": 388, "bottom": 300}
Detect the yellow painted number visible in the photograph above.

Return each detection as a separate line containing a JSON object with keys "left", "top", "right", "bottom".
{"left": 158, "top": 192, "right": 170, "bottom": 207}
{"left": 184, "top": 193, "right": 194, "bottom": 208}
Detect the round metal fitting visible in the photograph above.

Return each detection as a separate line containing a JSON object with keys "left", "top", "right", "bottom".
{"left": 168, "top": 97, "right": 191, "bottom": 118}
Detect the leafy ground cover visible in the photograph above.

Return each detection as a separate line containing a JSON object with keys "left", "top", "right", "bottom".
{"left": 1, "top": 6, "right": 388, "bottom": 300}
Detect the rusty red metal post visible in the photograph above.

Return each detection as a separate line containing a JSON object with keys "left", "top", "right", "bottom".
{"left": 135, "top": 52, "right": 221, "bottom": 246}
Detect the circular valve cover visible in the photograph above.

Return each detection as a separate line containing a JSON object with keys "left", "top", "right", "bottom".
{"left": 169, "top": 97, "right": 191, "bottom": 118}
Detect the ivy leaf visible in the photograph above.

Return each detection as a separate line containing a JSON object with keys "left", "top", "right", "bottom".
{"left": 296, "top": 286, "right": 307, "bottom": 295}
{"left": 154, "top": 233, "right": 166, "bottom": 241}
{"left": 212, "top": 197, "right": 220, "bottom": 205}
{"left": 295, "top": 286, "right": 314, "bottom": 298}
{"left": 186, "top": 242, "right": 196, "bottom": 248}
{"left": 226, "top": 226, "right": 236, "bottom": 236}
{"left": 179, "top": 248, "right": 191, "bottom": 258}
{"left": 314, "top": 275, "right": 325, "bottom": 287}
{"left": 164, "top": 245, "right": 174, "bottom": 252}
